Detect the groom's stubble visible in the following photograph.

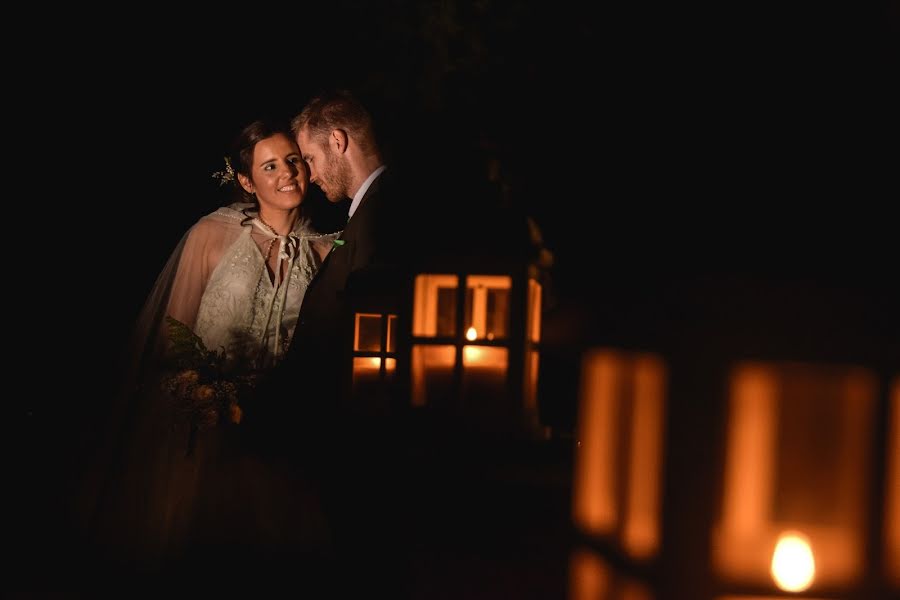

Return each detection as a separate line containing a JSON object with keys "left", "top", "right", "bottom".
{"left": 323, "top": 147, "right": 353, "bottom": 203}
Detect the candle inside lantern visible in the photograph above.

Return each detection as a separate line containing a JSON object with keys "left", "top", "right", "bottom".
{"left": 771, "top": 531, "right": 816, "bottom": 592}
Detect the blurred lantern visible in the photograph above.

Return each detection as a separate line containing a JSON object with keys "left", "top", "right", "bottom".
{"left": 568, "top": 349, "right": 897, "bottom": 599}
{"left": 712, "top": 361, "right": 879, "bottom": 598}
{"left": 570, "top": 349, "right": 667, "bottom": 598}
{"left": 570, "top": 546, "right": 655, "bottom": 600}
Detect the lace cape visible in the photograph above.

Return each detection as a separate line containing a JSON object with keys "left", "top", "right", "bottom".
{"left": 83, "top": 203, "right": 339, "bottom": 565}
{"left": 131, "top": 202, "right": 339, "bottom": 382}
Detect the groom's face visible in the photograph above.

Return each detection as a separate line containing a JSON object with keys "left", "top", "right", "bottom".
{"left": 298, "top": 127, "right": 352, "bottom": 203}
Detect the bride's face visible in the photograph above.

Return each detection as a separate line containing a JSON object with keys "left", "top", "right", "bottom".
{"left": 247, "top": 133, "right": 308, "bottom": 212}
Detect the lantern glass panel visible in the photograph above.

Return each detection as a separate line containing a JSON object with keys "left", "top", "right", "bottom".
{"left": 410, "top": 344, "right": 455, "bottom": 407}
{"left": 354, "top": 313, "right": 383, "bottom": 352}
{"left": 464, "top": 275, "right": 511, "bottom": 340}
{"left": 413, "top": 274, "right": 458, "bottom": 337}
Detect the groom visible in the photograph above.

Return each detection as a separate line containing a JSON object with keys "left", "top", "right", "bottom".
{"left": 284, "top": 89, "right": 405, "bottom": 410}
{"left": 278, "top": 89, "right": 409, "bottom": 595}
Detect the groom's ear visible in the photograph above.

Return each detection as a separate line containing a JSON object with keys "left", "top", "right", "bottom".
{"left": 330, "top": 129, "right": 349, "bottom": 155}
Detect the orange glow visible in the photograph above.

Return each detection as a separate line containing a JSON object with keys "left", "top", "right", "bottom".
{"left": 522, "top": 349, "right": 540, "bottom": 428}
{"left": 461, "top": 346, "right": 509, "bottom": 400}
{"left": 413, "top": 274, "right": 458, "bottom": 336}
{"left": 410, "top": 345, "right": 455, "bottom": 407}
{"left": 413, "top": 274, "right": 513, "bottom": 341}
{"left": 716, "top": 597, "right": 831, "bottom": 600}
{"left": 713, "top": 362, "right": 877, "bottom": 588}
{"left": 569, "top": 548, "right": 654, "bottom": 600}
{"left": 573, "top": 350, "right": 666, "bottom": 559}
{"left": 352, "top": 356, "right": 396, "bottom": 373}
{"left": 623, "top": 357, "right": 667, "bottom": 559}
{"left": 465, "top": 275, "right": 511, "bottom": 341}
{"left": 573, "top": 351, "right": 621, "bottom": 534}
{"left": 462, "top": 345, "right": 507, "bottom": 367}
{"left": 771, "top": 531, "right": 816, "bottom": 592}
{"left": 354, "top": 312, "right": 384, "bottom": 351}
{"left": 386, "top": 314, "right": 397, "bottom": 352}
{"left": 527, "top": 278, "right": 542, "bottom": 343}
{"left": 887, "top": 379, "right": 900, "bottom": 584}
{"left": 569, "top": 548, "right": 611, "bottom": 600}
{"left": 619, "top": 580, "right": 653, "bottom": 600}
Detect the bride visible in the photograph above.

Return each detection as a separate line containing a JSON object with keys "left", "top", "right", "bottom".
{"left": 85, "top": 119, "right": 338, "bottom": 582}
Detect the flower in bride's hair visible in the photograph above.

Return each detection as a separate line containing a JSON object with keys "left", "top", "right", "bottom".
{"left": 211, "top": 156, "right": 235, "bottom": 186}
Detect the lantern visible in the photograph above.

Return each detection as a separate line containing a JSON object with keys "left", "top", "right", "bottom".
{"left": 345, "top": 273, "right": 405, "bottom": 414}
{"left": 351, "top": 311, "right": 397, "bottom": 391}
{"left": 570, "top": 349, "right": 668, "bottom": 598}
{"left": 712, "top": 361, "right": 878, "bottom": 598}
{"left": 407, "top": 268, "right": 542, "bottom": 436}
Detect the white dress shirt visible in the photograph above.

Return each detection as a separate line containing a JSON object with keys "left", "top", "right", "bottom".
{"left": 348, "top": 165, "right": 386, "bottom": 220}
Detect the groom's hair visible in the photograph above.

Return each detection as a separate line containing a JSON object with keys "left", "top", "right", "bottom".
{"left": 291, "top": 90, "right": 378, "bottom": 155}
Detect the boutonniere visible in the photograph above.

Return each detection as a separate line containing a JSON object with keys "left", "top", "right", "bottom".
{"left": 333, "top": 239, "right": 345, "bottom": 246}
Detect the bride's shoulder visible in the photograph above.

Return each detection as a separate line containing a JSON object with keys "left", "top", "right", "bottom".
{"left": 179, "top": 206, "right": 249, "bottom": 248}
{"left": 194, "top": 203, "right": 253, "bottom": 230}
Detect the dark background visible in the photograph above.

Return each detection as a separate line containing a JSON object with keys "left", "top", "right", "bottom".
{"left": 13, "top": 1, "right": 899, "bottom": 594}
{"left": 53, "top": 1, "right": 899, "bottom": 348}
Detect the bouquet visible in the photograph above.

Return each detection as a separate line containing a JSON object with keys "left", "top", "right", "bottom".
{"left": 161, "top": 316, "right": 259, "bottom": 453}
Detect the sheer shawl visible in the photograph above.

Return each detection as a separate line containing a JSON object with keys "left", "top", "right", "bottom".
{"left": 83, "top": 203, "right": 338, "bottom": 571}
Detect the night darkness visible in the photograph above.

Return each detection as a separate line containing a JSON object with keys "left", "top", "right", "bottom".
{"left": 14, "top": 2, "right": 900, "bottom": 596}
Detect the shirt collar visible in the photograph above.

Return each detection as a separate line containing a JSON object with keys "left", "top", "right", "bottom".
{"left": 348, "top": 165, "right": 386, "bottom": 220}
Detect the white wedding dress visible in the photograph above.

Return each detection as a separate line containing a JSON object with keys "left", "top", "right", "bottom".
{"left": 84, "top": 202, "right": 338, "bottom": 573}
{"left": 169, "top": 203, "right": 338, "bottom": 370}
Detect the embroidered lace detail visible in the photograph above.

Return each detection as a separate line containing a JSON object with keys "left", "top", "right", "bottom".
{"left": 194, "top": 225, "right": 327, "bottom": 370}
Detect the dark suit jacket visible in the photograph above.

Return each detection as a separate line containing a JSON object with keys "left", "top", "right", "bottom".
{"left": 281, "top": 170, "right": 404, "bottom": 411}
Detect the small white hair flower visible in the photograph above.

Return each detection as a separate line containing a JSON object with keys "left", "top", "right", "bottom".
{"left": 211, "top": 156, "right": 235, "bottom": 186}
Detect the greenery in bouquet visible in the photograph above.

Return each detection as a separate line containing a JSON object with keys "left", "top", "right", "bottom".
{"left": 161, "top": 316, "right": 261, "bottom": 434}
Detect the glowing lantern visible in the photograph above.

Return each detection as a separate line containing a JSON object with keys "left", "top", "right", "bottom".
{"left": 570, "top": 348, "right": 667, "bottom": 598}
{"left": 345, "top": 273, "right": 404, "bottom": 412}
{"left": 409, "top": 271, "right": 542, "bottom": 435}
{"left": 351, "top": 312, "right": 397, "bottom": 388}
{"left": 712, "top": 361, "right": 878, "bottom": 596}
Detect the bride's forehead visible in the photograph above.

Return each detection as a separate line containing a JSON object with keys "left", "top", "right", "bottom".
{"left": 253, "top": 134, "right": 300, "bottom": 160}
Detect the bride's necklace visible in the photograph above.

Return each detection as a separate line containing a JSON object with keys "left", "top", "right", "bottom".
{"left": 257, "top": 214, "right": 282, "bottom": 236}
{"left": 256, "top": 213, "right": 299, "bottom": 267}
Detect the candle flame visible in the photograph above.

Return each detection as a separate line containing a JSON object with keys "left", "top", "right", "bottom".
{"left": 771, "top": 531, "right": 815, "bottom": 592}
{"left": 466, "top": 326, "right": 477, "bottom": 341}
